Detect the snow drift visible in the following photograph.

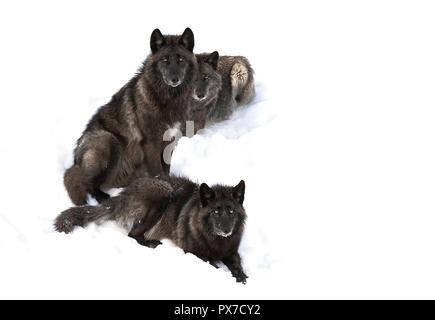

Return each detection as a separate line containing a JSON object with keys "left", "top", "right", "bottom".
{"left": 1, "top": 0, "right": 435, "bottom": 299}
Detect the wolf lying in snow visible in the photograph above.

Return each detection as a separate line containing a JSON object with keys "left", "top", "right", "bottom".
{"left": 55, "top": 175, "right": 248, "bottom": 283}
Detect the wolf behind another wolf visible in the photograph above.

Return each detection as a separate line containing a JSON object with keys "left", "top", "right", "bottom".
{"left": 190, "top": 52, "right": 255, "bottom": 132}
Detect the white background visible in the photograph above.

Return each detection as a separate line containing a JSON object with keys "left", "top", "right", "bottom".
{"left": 0, "top": 0, "right": 434, "bottom": 299}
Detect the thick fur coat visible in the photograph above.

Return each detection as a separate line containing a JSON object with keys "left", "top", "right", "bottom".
{"left": 64, "top": 28, "right": 198, "bottom": 205}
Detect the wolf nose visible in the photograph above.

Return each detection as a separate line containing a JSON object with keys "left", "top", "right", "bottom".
{"left": 223, "top": 226, "right": 232, "bottom": 234}
{"left": 197, "top": 93, "right": 204, "bottom": 99}
{"left": 171, "top": 77, "right": 179, "bottom": 84}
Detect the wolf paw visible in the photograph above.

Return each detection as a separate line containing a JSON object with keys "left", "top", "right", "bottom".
{"left": 235, "top": 272, "right": 248, "bottom": 284}
{"left": 92, "top": 189, "right": 110, "bottom": 204}
{"left": 143, "top": 240, "right": 162, "bottom": 248}
{"left": 54, "top": 215, "right": 76, "bottom": 234}
{"left": 136, "top": 238, "right": 162, "bottom": 248}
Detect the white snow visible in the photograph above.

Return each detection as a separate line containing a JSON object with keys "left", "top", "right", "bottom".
{"left": 1, "top": 0, "right": 435, "bottom": 299}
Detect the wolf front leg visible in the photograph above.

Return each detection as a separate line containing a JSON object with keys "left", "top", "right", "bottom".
{"left": 128, "top": 217, "right": 162, "bottom": 248}
{"left": 145, "top": 141, "right": 165, "bottom": 176}
{"left": 222, "top": 252, "right": 248, "bottom": 284}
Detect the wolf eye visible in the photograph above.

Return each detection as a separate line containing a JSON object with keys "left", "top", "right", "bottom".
{"left": 162, "top": 57, "right": 169, "bottom": 63}
{"left": 178, "top": 57, "right": 184, "bottom": 62}
{"left": 203, "top": 75, "right": 209, "bottom": 81}
{"left": 228, "top": 209, "right": 234, "bottom": 214}
{"left": 214, "top": 210, "right": 219, "bottom": 214}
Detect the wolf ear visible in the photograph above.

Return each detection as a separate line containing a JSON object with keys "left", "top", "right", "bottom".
{"left": 179, "top": 27, "right": 194, "bottom": 52}
{"left": 206, "top": 51, "right": 219, "bottom": 70}
{"left": 150, "top": 28, "right": 166, "bottom": 54}
{"left": 200, "top": 183, "right": 215, "bottom": 207}
{"left": 232, "top": 180, "right": 245, "bottom": 205}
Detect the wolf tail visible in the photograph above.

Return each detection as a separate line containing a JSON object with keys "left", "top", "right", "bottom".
{"left": 54, "top": 204, "right": 115, "bottom": 234}
{"left": 64, "top": 165, "right": 89, "bottom": 205}
{"left": 231, "top": 57, "right": 255, "bottom": 106}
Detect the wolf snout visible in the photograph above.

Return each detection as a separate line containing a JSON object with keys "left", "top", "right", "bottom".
{"left": 169, "top": 77, "right": 181, "bottom": 87}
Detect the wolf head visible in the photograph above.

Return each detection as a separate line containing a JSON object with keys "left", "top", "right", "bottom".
{"left": 199, "top": 180, "right": 246, "bottom": 238}
{"left": 193, "top": 51, "right": 222, "bottom": 102}
{"left": 149, "top": 28, "right": 196, "bottom": 88}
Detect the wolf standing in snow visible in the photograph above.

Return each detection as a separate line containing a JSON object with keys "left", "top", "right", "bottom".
{"left": 190, "top": 51, "right": 255, "bottom": 131}
{"left": 55, "top": 175, "right": 248, "bottom": 283}
{"left": 64, "top": 28, "right": 198, "bottom": 205}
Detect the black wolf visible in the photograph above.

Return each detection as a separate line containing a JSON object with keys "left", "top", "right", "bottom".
{"left": 190, "top": 52, "right": 255, "bottom": 131}
{"left": 64, "top": 28, "right": 198, "bottom": 205}
{"left": 55, "top": 175, "right": 248, "bottom": 283}
{"left": 190, "top": 51, "right": 222, "bottom": 132}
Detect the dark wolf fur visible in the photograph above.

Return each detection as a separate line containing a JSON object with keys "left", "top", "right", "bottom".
{"left": 55, "top": 175, "right": 248, "bottom": 283}
{"left": 64, "top": 28, "right": 198, "bottom": 205}
{"left": 190, "top": 52, "right": 222, "bottom": 132}
{"left": 190, "top": 52, "right": 255, "bottom": 131}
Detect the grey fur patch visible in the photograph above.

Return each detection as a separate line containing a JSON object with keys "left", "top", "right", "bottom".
{"left": 117, "top": 208, "right": 144, "bottom": 232}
